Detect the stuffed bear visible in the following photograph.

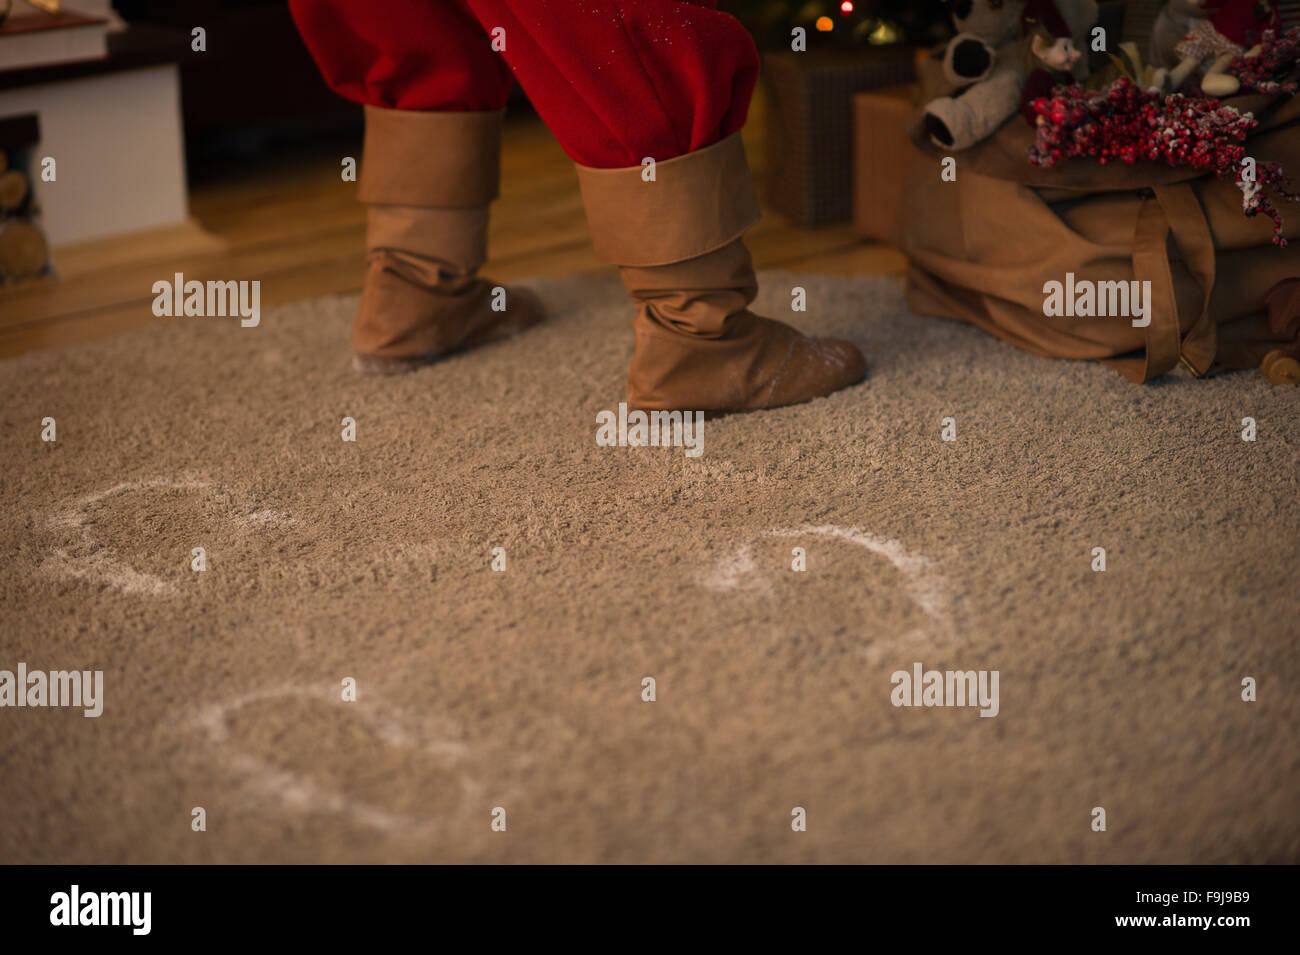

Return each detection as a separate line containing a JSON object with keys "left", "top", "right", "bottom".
{"left": 924, "top": 0, "right": 1097, "bottom": 150}
{"left": 924, "top": 0, "right": 1028, "bottom": 149}
{"left": 1149, "top": 0, "right": 1282, "bottom": 97}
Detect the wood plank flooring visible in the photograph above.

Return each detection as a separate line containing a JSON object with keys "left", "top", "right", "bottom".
{"left": 0, "top": 95, "right": 904, "bottom": 358}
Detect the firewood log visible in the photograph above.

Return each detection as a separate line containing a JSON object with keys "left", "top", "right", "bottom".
{"left": 0, "top": 168, "right": 28, "bottom": 210}
{"left": 0, "top": 219, "right": 48, "bottom": 278}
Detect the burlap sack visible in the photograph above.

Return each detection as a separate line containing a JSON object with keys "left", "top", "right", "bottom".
{"left": 899, "top": 92, "right": 1300, "bottom": 381}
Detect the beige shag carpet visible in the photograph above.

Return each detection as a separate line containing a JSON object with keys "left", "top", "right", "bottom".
{"left": 1, "top": 272, "right": 1297, "bottom": 863}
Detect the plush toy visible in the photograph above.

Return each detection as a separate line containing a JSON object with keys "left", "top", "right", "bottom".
{"left": 1150, "top": 0, "right": 1283, "bottom": 96}
{"left": 1149, "top": 0, "right": 1211, "bottom": 74}
{"left": 940, "top": 0, "right": 1028, "bottom": 88}
{"left": 923, "top": 0, "right": 1029, "bottom": 149}
{"left": 1019, "top": 0, "right": 1088, "bottom": 123}
{"left": 924, "top": 0, "right": 1097, "bottom": 149}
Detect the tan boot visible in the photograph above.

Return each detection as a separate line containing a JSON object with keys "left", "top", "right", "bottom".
{"left": 352, "top": 106, "right": 544, "bottom": 373}
{"left": 575, "top": 133, "right": 867, "bottom": 413}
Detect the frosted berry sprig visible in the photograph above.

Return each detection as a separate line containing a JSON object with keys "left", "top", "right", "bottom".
{"left": 1229, "top": 28, "right": 1300, "bottom": 96}
{"left": 1028, "top": 78, "right": 1298, "bottom": 245}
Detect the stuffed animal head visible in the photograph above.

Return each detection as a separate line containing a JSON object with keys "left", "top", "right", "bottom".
{"left": 949, "top": 0, "right": 1028, "bottom": 49}
{"left": 1021, "top": 0, "right": 1098, "bottom": 76}
{"left": 1030, "top": 32, "right": 1083, "bottom": 70}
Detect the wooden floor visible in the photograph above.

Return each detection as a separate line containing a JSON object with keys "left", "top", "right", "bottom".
{"left": 0, "top": 96, "right": 905, "bottom": 358}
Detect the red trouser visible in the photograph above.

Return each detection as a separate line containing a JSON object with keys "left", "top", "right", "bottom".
{"left": 288, "top": 0, "right": 759, "bottom": 168}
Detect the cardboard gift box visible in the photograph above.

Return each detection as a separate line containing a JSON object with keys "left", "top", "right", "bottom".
{"left": 762, "top": 47, "right": 915, "bottom": 226}
{"left": 851, "top": 84, "right": 918, "bottom": 245}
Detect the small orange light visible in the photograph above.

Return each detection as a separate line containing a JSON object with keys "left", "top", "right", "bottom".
{"left": 841, "top": 1, "right": 854, "bottom": 12}
{"left": 815, "top": 15, "right": 833, "bottom": 31}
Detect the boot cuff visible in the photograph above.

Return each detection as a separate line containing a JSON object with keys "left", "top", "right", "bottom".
{"left": 574, "top": 132, "right": 762, "bottom": 268}
{"left": 359, "top": 106, "right": 503, "bottom": 208}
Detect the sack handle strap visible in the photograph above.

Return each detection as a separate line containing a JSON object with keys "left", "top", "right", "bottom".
{"left": 1155, "top": 184, "right": 1217, "bottom": 377}
{"left": 1116, "top": 184, "right": 1217, "bottom": 382}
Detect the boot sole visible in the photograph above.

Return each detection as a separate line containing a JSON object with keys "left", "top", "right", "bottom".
{"left": 352, "top": 290, "right": 548, "bottom": 375}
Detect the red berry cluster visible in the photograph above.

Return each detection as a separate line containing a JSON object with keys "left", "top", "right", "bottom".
{"left": 1229, "top": 27, "right": 1300, "bottom": 95}
{"left": 1028, "top": 77, "right": 1298, "bottom": 245}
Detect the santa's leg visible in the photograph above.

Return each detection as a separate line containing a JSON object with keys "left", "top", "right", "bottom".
{"left": 463, "top": 0, "right": 867, "bottom": 412}
{"left": 289, "top": 0, "right": 545, "bottom": 372}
